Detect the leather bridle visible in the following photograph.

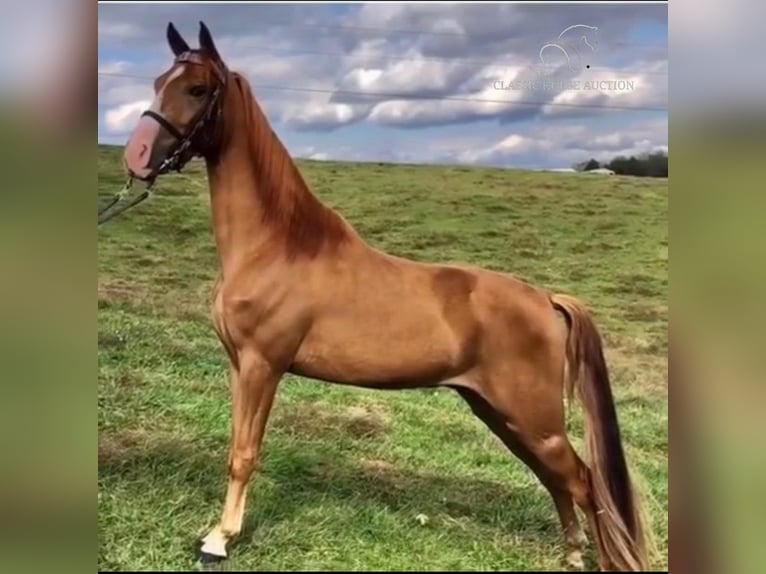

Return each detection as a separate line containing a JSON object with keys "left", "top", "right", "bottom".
{"left": 139, "top": 51, "right": 227, "bottom": 181}
{"left": 98, "top": 51, "right": 227, "bottom": 226}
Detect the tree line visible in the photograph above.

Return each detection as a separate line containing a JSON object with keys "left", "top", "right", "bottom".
{"left": 573, "top": 150, "right": 668, "bottom": 177}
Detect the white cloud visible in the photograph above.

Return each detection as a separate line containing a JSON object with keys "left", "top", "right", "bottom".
{"left": 98, "top": 22, "right": 142, "bottom": 41}
{"left": 343, "top": 68, "right": 384, "bottom": 90}
{"left": 339, "top": 56, "right": 471, "bottom": 96}
{"left": 542, "top": 60, "right": 667, "bottom": 118}
{"left": 98, "top": 3, "right": 669, "bottom": 168}
{"left": 104, "top": 100, "right": 151, "bottom": 134}
{"left": 366, "top": 78, "right": 539, "bottom": 128}
{"left": 456, "top": 133, "right": 538, "bottom": 164}
{"left": 281, "top": 116, "right": 666, "bottom": 169}
{"left": 98, "top": 61, "right": 133, "bottom": 75}
{"left": 447, "top": 118, "right": 667, "bottom": 168}
{"left": 98, "top": 68, "right": 154, "bottom": 107}
{"left": 98, "top": 2, "right": 667, "bottom": 134}
{"left": 283, "top": 100, "right": 369, "bottom": 131}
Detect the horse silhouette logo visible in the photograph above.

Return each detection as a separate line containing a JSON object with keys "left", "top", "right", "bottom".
{"left": 536, "top": 24, "right": 599, "bottom": 77}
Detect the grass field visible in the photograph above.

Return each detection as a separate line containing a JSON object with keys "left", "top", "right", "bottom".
{"left": 97, "top": 144, "right": 668, "bottom": 571}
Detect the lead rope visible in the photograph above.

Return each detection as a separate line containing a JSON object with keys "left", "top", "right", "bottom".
{"left": 98, "top": 177, "right": 154, "bottom": 226}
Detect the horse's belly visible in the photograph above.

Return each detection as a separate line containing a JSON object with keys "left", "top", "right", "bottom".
{"left": 290, "top": 316, "right": 465, "bottom": 388}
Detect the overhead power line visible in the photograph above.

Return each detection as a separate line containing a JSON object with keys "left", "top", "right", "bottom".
{"left": 98, "top": 71, "right": 667, "bottom": 113}
{"left": 219, "top": 46, "right": 668, "bottom": 77}
{"left": 267, "top": 21, "right": 667, "bottom": 48}
{"left": 242, "top": 84, "right": 667, "bottom": 113}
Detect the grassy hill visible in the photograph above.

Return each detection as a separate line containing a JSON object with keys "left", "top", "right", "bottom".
{"left": 98, "top": 145, "right": 668, "bottom": 571}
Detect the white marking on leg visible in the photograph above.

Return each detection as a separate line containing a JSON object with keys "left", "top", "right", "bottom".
{"left": 200, "top": 526, "right": 228, "bottom": 558}
{"left": 565, "top": 525, "right": 587, "bottom": 570}
{"left": 566, "top": 548, "right": 585, "bottom": 571}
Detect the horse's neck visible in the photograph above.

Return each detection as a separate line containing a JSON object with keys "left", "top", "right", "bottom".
{"left": 205, "top": 82, "right": 352, "bottom": 275}
{"left": 205, "top": 142, "right": 261, "bottom": 275}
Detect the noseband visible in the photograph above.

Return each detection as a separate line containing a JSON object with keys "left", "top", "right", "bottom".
{"left": 98, "top": 52, "right": 226, "bottom": 226}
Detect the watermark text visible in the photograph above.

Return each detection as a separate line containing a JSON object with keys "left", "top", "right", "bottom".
{"left": 493, "top": 79, "right": 635, "bottom": 92}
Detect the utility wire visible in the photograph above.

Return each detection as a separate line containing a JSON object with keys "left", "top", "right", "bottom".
{"left": 98, "top": 71, "right": 667, "bottom": 113}
{"left": 261, "top": 21, "right": 667, "bottom": 48}
{"left": 217, "top": 46, "right": 668, "bottom": 77}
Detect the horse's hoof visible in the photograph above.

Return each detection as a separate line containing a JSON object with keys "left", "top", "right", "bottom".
{"left": 196, "top": 544, "right": 228, "bottom": 571}
{"left": 196, "top": 553, "right": 226, "bottom": 571}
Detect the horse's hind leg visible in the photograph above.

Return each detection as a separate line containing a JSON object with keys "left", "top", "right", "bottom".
{"left": 455, "top": 386, "right": 588, "bottom": 570}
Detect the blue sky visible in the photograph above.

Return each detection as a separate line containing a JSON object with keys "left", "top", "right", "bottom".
{"left": 98, "top": 2, "right": 667, "bottom": 169}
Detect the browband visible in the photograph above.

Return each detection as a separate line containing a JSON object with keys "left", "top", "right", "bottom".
{"left": 175, "top": 50, "right": 227, "bottom": 84}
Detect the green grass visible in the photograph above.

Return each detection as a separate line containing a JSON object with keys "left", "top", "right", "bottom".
{"left": 98, "top": 145, "right": 668, "bottom": 571}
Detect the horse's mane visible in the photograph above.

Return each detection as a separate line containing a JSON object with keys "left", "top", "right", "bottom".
{"left": 228, "top": 71, "right": 352, "bottom": 259}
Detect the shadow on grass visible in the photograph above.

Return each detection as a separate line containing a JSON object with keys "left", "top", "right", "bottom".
{"left": 98, "top": 433, "right": 567, "bottom": 562}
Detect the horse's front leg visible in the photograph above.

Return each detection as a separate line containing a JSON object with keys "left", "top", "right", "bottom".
{"left": 199, "top": 351, "right": 280, "bottom": 563}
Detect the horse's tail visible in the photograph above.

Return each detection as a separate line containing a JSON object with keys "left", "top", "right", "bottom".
{"left": 551, "top": 293, "right": 649, "bottom": 571}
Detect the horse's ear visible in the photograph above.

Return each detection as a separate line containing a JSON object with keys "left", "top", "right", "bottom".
{"left": 166, "top": 22, "right": 190, "bottom": 56}
{"left": 198, "top": 21, "right": 222, "bottom": 63}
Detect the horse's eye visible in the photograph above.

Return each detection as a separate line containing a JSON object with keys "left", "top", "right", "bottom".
{"left": 188, "top": 85, "right": 207, "bottom": 98}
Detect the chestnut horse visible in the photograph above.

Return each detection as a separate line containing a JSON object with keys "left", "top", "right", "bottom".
{"left": 120, "top": 22, "right": 649, "bottom": 571}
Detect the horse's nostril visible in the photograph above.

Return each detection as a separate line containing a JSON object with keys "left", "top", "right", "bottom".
{"left": 139, "top": 144, "right": 148, "bottom": 158}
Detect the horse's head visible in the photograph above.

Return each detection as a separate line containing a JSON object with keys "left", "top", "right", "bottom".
{"left": 581, "top": 33, "right": 599, "bottom": 52}
{"left": 123, "top": 21, "right": 228, "bottom": 182}
{"left": 577, "top": 25, "right": 599, "bottom": 52}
